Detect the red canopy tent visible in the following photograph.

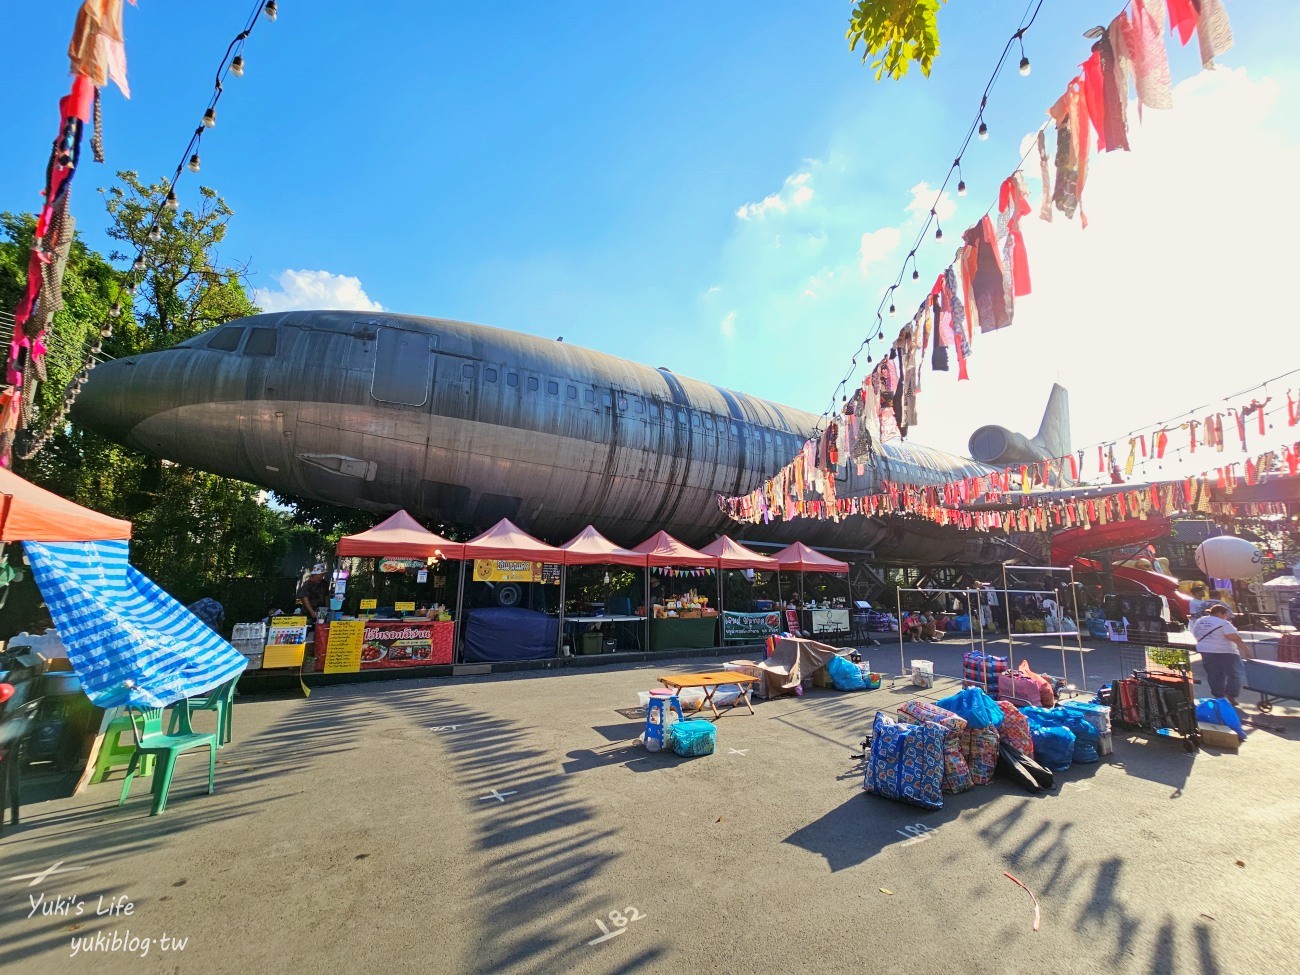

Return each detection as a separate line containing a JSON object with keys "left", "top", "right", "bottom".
{"left": 772, "top": 542, "right": 851, "bottom": 621}
{"left": 558, "top": 526, "right": 645, "bottom": 566}
{"left": 631, "top": 530, "right": 717, "bottom": 568}
{"left": 700, "top": 535, "right": 780, "bottom": 615}
{"left": 0, "top": 466, "right": 131, "bottom": 542}
{"left": 462, "top": 518, "right": 567, "bottom": 562}
{"left": 336, "top": 510, "right": 465, "bottom": 560}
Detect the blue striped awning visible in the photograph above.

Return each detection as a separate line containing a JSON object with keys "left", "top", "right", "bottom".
{"left": 23, "top": 540, "right": 247, "bottom": 708}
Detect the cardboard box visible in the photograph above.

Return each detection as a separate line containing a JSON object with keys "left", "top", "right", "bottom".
{"left": 1199, "top": 723, "right": 1241, "bottom": 751}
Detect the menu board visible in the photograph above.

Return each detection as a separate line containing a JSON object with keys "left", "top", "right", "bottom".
{"left": 263, "top": 615, "right": 308, "bottom": 669}
{"left": 321, "top": 619, "right": 365, "bottom": 674}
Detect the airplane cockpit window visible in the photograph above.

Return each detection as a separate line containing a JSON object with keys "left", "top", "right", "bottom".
{"left": 462, "top": 364, "right": 475, "bottom": 378}
{"left": 547, "top": 381, "right": 559, "bottom": 395}
{"left": 584, "top": 389, "right": 595, "bottom": 404}
{"left": 566, "top": 385, "right": 577, "bottom": 400}
{"left": 206, "top": 327, "right": 244, "bottom": 352}
{"left": 243, "top": 328, "right": 278, "bottom": 356}
{"left": 633, "top": 400, "right": 644, "bottom": 415}
{"left": 703, "top": 416, "right": 714, "bottom": 430}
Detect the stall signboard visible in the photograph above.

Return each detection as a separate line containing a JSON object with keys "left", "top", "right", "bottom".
{"left": 785, "top": 609, "right": 799, "bottom": 632}
{"left": 473, "top": 560, "right": 561, "bottom": 584}
{"left": 379, "top": 558, "right": 425, "bottom": 573}
{"left": 264, "top": 615, "right": 308, "bottom": 669}
{"left": 721, "top": 610, "right": 782, "bottom": 642}
{"left": 394, "top": 601, "right": 416, "bottom": 612}
{"left": 359, "top": 619, "right": 454, "bottom": 667}
{"left": 808, "top": 608, "right": 850, "bottom": 635}
{"left": 322, "top": 619, "right": 365, "bottom": 674}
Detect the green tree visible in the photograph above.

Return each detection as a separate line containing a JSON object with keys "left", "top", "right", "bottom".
{"left": 1, "top": 175, "right": 305, "bottom": 622}
{"left": 847, "top": 0, "right": 948, "bottom": 81}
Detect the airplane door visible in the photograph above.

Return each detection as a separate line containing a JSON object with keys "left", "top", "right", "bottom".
{"left": 371, "top": 327, "right": 435, "bottom": 406}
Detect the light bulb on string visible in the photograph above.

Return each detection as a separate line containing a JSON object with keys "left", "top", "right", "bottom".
{"left": 978, "top": 120, "right": 989, "bottom": 141}
{"left": 933, "top": 210, "right": 943, "bottom": 241}
{"left": 148, "top": 224, "right": 162, "bottom": 242}
{"left": 912, "top": 267, "right": 919, "bottom": 281}
{"left": 1017, "top": 30, "right": 1030, "bottom": 76}
{"left": 202, "top": 107, "right": 216, "bottom": 128}
{"left": 188, "top": 153, "right": 201, "bottom": 173}
{"left": 1019, "top": 56, "right": 1031, "bottom": 76}
{"left": 130, "top": 255, "right": 144, "bottom": 273}
{"left": 264, "top": 1, "right": 278, "bottom": 21}
{"left": 231, "top": 55, "right": 245, "bottom": 77}
{"left": 889, "top": 303, "right": 895, "bottom": 316}
{"left": 957, "top": 179, "right": 966, "bottom": 197}
{"left": 164, "top": 189, "right": 178, "bottom": 211}
{"left": 109, "top": 302, "right": 122, "bottom": 318}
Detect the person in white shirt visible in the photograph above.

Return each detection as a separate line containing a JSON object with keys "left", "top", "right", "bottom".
{"left": 1191, "top": 604, "right": 1254, "bottom": 705}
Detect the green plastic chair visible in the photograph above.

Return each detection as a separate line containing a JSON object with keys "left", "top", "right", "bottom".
{"left": 118, "top": 703, "right": 217, "bottom": 816}
{"left": 167, "top": 678, "right": 237, "bottom": 747}
{"left": 90, "top": 712, "right": 156, "bottom": 783}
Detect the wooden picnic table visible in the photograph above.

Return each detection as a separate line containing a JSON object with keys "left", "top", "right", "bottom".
{"left": 657, "top": 670, "right": 758, "bottom": 719}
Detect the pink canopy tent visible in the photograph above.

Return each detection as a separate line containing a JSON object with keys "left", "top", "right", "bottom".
{"left": 336, "top": 510, "right": 465, "bottom": 560}
{"left": 461, "top": 518, "right": 568, "bottom": 562}
{"left": 558, "top": 526, "right": 645, "bottom": 567}
{"left": 772, "top": 542, "right": 852, "bottom": 621}
{"left": 700, "top": 536, "right": 780, "bottom": 615}
{"left": 631, "top": 530, "right": 718, "bottom": 568}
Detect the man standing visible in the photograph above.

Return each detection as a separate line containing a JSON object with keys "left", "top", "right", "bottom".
{"left": 1191, "top": 604, "right": 1254, "bottom": 706}
{"left": 296, "top": 564, "right": 331, "bottom": 625}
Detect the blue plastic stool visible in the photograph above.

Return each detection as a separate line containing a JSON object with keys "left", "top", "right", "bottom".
{"left": 644, "top": 691, "right": 685, "bottom": 752}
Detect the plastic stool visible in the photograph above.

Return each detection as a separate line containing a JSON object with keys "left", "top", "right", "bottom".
{"left": 90, "top": 714, "right": 155, "bottom": 784}
{"left": 643, "top": 692, "right": 685, "bottom": 752}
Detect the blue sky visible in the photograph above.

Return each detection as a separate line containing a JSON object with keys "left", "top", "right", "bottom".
{"left": 2, "top": 1, "right": 1296, "bottom": 476}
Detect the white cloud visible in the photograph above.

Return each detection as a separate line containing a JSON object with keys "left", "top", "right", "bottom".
{"left": 720, "top": 310, "right": 737, "bottom": 339}
{"left": 905, "top": 180, "right": 956, "bottom": 224}
{"left": 858, "top": 226, "right": 901, "bottom": 276}
{"left": 253, "top": 269, "right": 384, "bottom": 313}
{"left": 735, "top": 170, "right": 816, "bottom": 220}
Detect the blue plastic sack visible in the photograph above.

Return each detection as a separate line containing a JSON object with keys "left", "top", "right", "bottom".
{"left": 1195, "top": 698, "right": 1247, "bottom": 740}
{"left": 827, "top": 654, "right": 867, "bottom": 691}
{"left": 1030, "top": 724, "right": 1076, "bottom": 772}
{"left": 670, "top": 719, "right": 716, "bottom": 757}
{"left": 864, "top": 711, "right": 944, "bottom": 810}
{"left": 936, "top": 687, "right": 1004, "bottom": 728}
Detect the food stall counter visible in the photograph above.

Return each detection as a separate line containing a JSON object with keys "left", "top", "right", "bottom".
{"left": 314, "top": 617, "right": 454, "bottom": 670}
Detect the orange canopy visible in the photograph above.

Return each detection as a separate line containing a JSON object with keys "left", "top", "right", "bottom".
{"left": 631, "top": 530, "right": 718, "bottom": 569}
{"left": 462, "top": 518, "right": 567, "bottom": 562}
{"left": 772, "top": 541, "right": 849, "bottom": 574}
{"left": 336, "top": 509, "right": 465, "bottom": 560}
{"left": 0, "top": 466, "right": 131, "bottom": 542}
{"left": 559, "top": 526, "right": 646, "bottom": 567}
{"left": 699, "top": 535, "right": 779, "bottom": 571}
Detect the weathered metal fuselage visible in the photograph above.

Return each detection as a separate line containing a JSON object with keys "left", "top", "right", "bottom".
{"left": 72, "top": 310, "right": 1007, "bottom": 561}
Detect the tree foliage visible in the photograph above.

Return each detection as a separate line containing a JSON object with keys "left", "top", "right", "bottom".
{"left": 0, "top": 175, "right": 313, "bottom": 625}
{"left": 847, "top": 0, "right": 947, "bottom": 81}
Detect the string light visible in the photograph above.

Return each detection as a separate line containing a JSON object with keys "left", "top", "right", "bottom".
{"left": 187, "top": 152, "right": 201, "bottom": 172}
{"left": 1017, "top": 29, "right": 1031, "bottom": 76}
{"left": 264, "top": 1, "right": 278, "bottom": 21}
{"left": 231, "top": 55, "right": 245, "bottom": 76}
{"left": 148, "top": 224, "right": 161, "bottom": 241}
{"left": 978, "top": 119, "right": 989, "bottom": 140}
{"left": 202, "top": 107, "right": 217, "bottom": 127}
{"left": 164, "top": 189, "right": 178, "bottom": 210}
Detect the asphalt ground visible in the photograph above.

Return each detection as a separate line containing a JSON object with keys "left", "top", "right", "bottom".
{"left": 3, "top": 636, "right": 1297, "bottom": 975}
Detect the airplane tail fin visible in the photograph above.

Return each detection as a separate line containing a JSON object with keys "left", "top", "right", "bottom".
{"left": 1033, "top": 383, "right": 1071, "bottom": 459}
{"left": 967, "top": 384, "right": 1073, "bottom": 473}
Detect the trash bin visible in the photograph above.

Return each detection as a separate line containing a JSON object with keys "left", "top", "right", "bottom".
{"left": 581, "top": 631, "right": 603, "bottom": 655}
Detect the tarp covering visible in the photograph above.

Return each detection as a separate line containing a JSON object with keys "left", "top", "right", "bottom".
{"left": 700, "top": 535, "right": 779, "bottom": 571}
{"left": 336, "top": 509, "right": 465, "bottom": 559}
{"left": 631, "top": 530, "right": 718, "bottom": 568}
{"left": 755, "top": 637, "right": 842, "bottom": 697}
{"left": 0, "top": 466, "right": 131, "bottom": 542}
{"left": 772, "top": 541, "right": 849, "bottom": 574}
{"left": 462, "top": 518, "right": 567, "bottom": 562}
{"left": 461, "top": 607, "right": 559, "bottom": 662}
{"left": 23, "top": 540, "right": 246, "bottom": 708}
{"left": 559, "top": 526, "right": 645, "bottom": 567}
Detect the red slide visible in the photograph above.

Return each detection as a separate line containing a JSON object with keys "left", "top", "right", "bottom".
{"left": 1050, "top": 516, "right": 1191, "bottom": 621}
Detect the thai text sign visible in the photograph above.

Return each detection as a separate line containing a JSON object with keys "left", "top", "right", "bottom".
{"left": 721, "top": 610, "right": 782, "bottom": 641}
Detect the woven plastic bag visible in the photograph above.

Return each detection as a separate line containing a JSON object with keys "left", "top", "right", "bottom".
{"left": 899, "top": 701, "right": 972, "bottom": 793}
{"left": 958, "top": 725, "right": 999, "bottom": 785}
{"left": 864, "top": 711, "right": 944, "bottom": 810}
{"left": 669, "top": 719, "right": 716, "bottom": 757}
{"left": 996, "top": 700, "right": 1035, "bottom": 758}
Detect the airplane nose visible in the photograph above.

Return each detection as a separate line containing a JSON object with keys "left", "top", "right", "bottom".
{"left": 70, "top": 355, "right": 155, "bottom": 446}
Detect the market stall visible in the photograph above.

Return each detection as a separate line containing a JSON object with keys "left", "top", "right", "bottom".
{"left": 325, "top": 510, "right": 466, "bottom": 672}
{"left": 459, "top": 519, "right": 566, "bottom": 663}
{"left": 772, "top": 542, "right": 852, "bottom": 639}
{"left": 557, "top": 526, "right": 647, "bottom": 655}
{"left": 631, "top": 531, "right": 721, "bottom": 651}
{"left": 699, "top": 536, "right": 783, "bottom": 644}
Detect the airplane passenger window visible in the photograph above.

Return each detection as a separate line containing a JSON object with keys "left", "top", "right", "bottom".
{"left": 507, "top": 373, "right": 519, "bottom": 388}
{"left": 462, "top": 364, "right": 475, "bottom": 378}
{"left": 703, "top": 416, "right": 714, "bottom": 430}
{"left": 485, "top": 368, "right": 498, "bottom": 382}
{"left": 206, "top": 327, "right": 244, "bottom": 352}
{"left": 527, "top": 377, "right": 539, "bottom": 392}
{"left": 566, "top": 385, "right": 577, "bottom": 400}
{"left": 633, "top": 400, "right": 644, "bottom": 415}
{"left": 584, "top": 389, "right": 595, "bottom": 404}
{"left": 243, "top": 328, "right": 277, "bottom": 356}
{"left": 370, "top": 327, "right": 430, "bottom": 406}
{"left": 547, "top": 381, "right": 559, "bottom": 395}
